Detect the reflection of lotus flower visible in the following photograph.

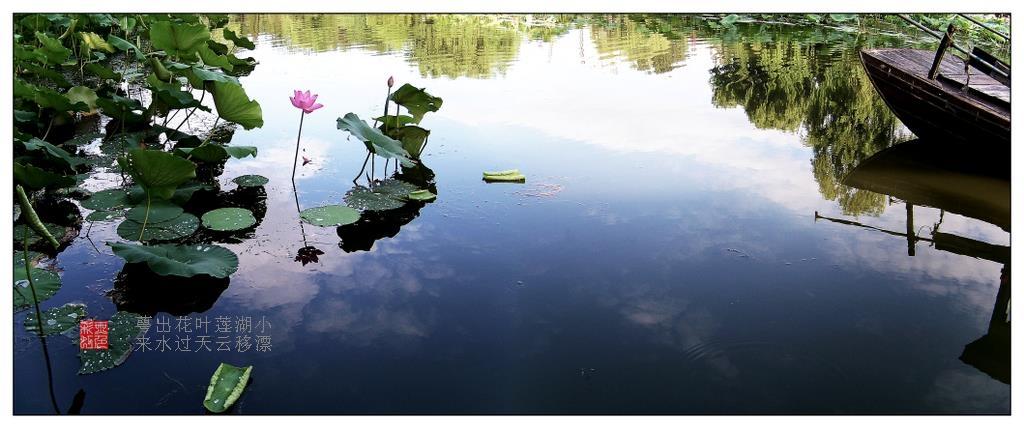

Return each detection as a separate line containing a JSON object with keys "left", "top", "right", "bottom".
{"left": 387, "top": 76, "right": 395, "bottom": 88}
{"left": 295, "top": 246, "right": 325, "bottom": 266}
{"left": 289, "top": 90, "right": 323, "bottom": 114}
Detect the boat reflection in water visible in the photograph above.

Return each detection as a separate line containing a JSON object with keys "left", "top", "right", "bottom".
{"left": 815, "top": 139, "right": 1009, "bottom": 385}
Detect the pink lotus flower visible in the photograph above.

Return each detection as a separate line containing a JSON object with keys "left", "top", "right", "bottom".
{"left": 289, "top": 90, "right": 323, "bottom": 114}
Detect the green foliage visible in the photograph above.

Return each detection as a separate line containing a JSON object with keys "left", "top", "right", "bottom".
{"left": 24, "top": 303, "right": 87, "bottom": 336}
{"left": 389, "top": 83, "right": 443, "bottom": 124}
{"left": 211, "top": 81, "right": 264, "bottom": 130}
{"left": 201, "top": 208, "right": 257, "bottom": 231}
{"left": 116, "top": 213, "right": 199, "bottom": 241}
{"left": 232, "top": 174, "right": 269, "bottom": 188}
{"left": 149, "top": 20, "right": 210, "bottom": 57}
{"left": 204, "top": 363, "right": 253, "bottom": 413}
{"left": 108, "top": 242, "right": 240, "bottom": 278}
{"left": 118, "top": 149, "right": 197, "bottom": 200}
{"left": 300, "top": 205, "right": 361, "bottom": 227}
{"left": 79, "top": 311, "right": 145, "bottom": 374}
{"left": 337, "top": 113, "right": 413, "bottom": 167}
{"left": 13, "top": 266, "right": 61, "bottom": 310}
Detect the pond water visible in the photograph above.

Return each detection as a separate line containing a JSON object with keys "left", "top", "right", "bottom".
{"left": 14, "top": 14, "right": 1010, "bottom": 414}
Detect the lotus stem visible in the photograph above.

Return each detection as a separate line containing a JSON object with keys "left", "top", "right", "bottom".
{"left": 137, "top": 192, "right": 151, "bottom": 241}
{"left": 354, "top": 151, "right": 371, "bottom": 183}
{"left": 291, "top": 111, "right": 305, "bottom": 182}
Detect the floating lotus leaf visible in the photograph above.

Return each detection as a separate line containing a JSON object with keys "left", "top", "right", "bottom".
{"left": 202, "top": 208, "right": 256, "bottom": 231}
{"left": 344, "top": 179, "right": 419, "bottom": 212}
{"left": 13, "top": 266, "right": 61, "bottom": 310}
{"left": 82, "top": 189, "right": 130, "bottom": 210}
{"left": 345, "top": 187, "right": 405, "bottom": 211}
{"left": 299, "top": 205, "right": 360, "bottom": 227}
{"left": 79, "top": 311, "right": 145, "bottom": 374}
{"left": 483, "top": 169, "right": 526, "bottom": 182}
{"left": 116, "top": 213, "right": 199, "bottom": 242}
{"left": 204, "top": 363, "right": 253, "bottom": 413}
{"left": 128, "top": 182, "right": 209, "bottom": 206}
{"left": 372, "top": 178, "right": 420, "bottom": 197}
{"left": 232, "top": 174, "right": 268, "bottom": 188}
{"left": 14, "top": 223, "right": 67, "bottom": 248}
{"left": 126, "top": 200, "right": 184, "bottom": 223}
{"left": 388, "top": 83, "right": 443, "bottom": 124}
{"left": 108, "top": 242, "right": 239, "bottom": 278}
{"left": 14, "top": 251, "right": 46, "bottom": 269}
{"left": 24, "top": 303, "right": 87, "bottom": 336}
{"left": 337, "top": 112, "right": 413, "bottom": 167}
{"left": 118, "top": 149, "right": 196, "bottom": 200}
{"left": 86, "top": 210, "right": 124, "bottom": 222}
{"left": 407, "top": 190, "right": 437, "bottom": 201}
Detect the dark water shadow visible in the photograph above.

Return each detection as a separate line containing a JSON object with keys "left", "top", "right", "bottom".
{"left": 109, "top": 263, "right": 230, "bottom": 316}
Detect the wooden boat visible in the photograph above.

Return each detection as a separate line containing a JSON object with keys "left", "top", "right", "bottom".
{"left": 860, "top": 48, "right": 1010, "bottom": 146}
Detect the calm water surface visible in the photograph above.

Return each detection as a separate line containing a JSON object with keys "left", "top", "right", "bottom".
{"left": 14, "top": 15, "right": 1010, "bottom": 414}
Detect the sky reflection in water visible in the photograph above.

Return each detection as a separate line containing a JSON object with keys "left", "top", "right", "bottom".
{"left": 13, "top": 15, "right": 1009, "bottom": 414}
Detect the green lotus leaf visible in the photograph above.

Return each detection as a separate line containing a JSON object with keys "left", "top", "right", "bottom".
{"left": 116, "top": 213, "right": 199, "bottom": 242}
{"left": 225, "top": 146, "right": 257, "bottom": 159}
{"left": 86, "top": 210, "right": 124, "bottom": 222}
{"left": 202, "top": 208, "right": 256, "bottom": 231}
{"left": 14, "top": 250, "right": 47, "bottom": 269}
{"left": 14, "top": 223, "right": 67, "bottom": 249}
{"left": 231, "top": 174, "right": 268, "bottom": 188}
{"left": 108, "top": 242, "right": 239, "bottom": 278}
{"left": 126, "top": 200, "right": 184, "bottom": 223}
{"left": 65, "top": 86, "right": 99, "bottom": 113}
{"left": 13, "top": 266, "right": 61, "bottom": 310}
{"left": 19, "top": 136, "right": 82, "bottom": 170}
{"left": 211, "top": 81, "right": 263, "bottom": 130}
{"left": 204, "top": 363, "right": 253, "bottom": 413}
{"left": 127, "top": 182, "right": 209, "bottom": 206}
{"left": 82, "top": 189, "right": 130, "bottom": 210}
{"left": 106, "top": 34, "right": 145, "bottom": 60}
{"left": 223, "top": 28, "right": 255, "bottom": 50}
{"left": 118, "top": 149, "right": 196, "bottom": 200}
{"left": 389, "top": 83, "right": 443, "bottom": 124}
{"left": 197, "top": 43, "right": 234, "bottom": 71}
{"left": 24, "top": 303, "right": 87, "bottom": 336}
{"left": 149, "top": 20, "right": 210, "bottom": 57}
{"left": 343, "top": 180, "right": 419, "bottom": 211}
{"left": 33, "top": 31, "right": 71, "bottom": 64}
{"left": 374, "top": 114, "right": 417, "bottom": 128}
{"left": 79, "top": 311, "right": 145, "bottom": 374}
{"left": 79, "top": 31, "right": 115, "bottom": 53}
{"left": 182, "top": 65, "right": 240, "bottom": 87}
{"left": 407, "top": 190, "right": 437, "bottom": 201}
{"left": 14, "top": 163, "right": 76, "bottom": 190}
{"left": 178, "top": 144, "right": 228, "bottom": 162}
{"left": 385, "top": 125, "right": 430, "bottom": 159}
{"left": 337, "top": 113, "right": 413, "bottom": 167}
{"left": 300, "top": 205, "right": 360, "bottom": 227}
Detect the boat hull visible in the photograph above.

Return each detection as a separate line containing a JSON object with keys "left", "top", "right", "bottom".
{"left": 860, "top": 49, "right": 1009, "bottom": 146}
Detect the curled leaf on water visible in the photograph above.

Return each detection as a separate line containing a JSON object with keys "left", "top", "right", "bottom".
{"left": 24, "top": 303, "right": 87, "bottom": 336}
{"left": 483, "top": 169, "right": 526, "bottom": 183}
{"left": 407, "top": 190, "right": 437, "bottom": 201}
{"left": 299, "top": 205, "right": 360, "bottom": 227}
{"left": 201, "top": 207, "right": 256, "bottom": 231}
{"left": 204, "top": 363, "right": 253, "bottom": 413}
